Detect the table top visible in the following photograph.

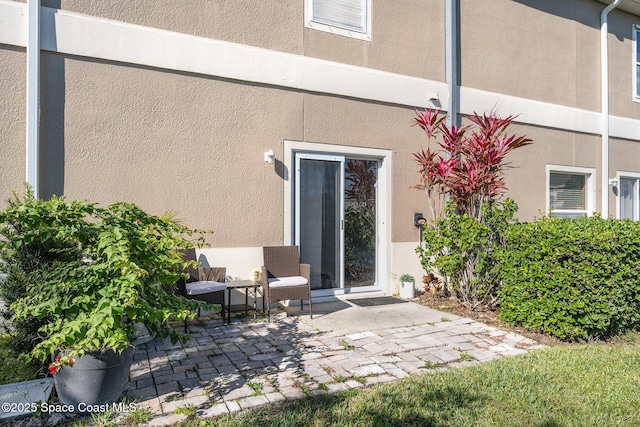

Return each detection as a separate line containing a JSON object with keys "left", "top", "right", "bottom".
{"left": 226, "top": 279, "right": 260, "bottom": 289}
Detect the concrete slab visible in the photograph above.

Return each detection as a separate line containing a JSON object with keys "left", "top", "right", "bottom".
{"left": 0, "top": 378, "right": 54, "bottom": 421}
{"left": 286, "top": 299, "right": 461, "bottom": 336}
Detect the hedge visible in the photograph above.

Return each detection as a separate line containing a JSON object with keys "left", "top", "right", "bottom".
{"left": 497, "top": 216, "right": 640, "bottom": 341}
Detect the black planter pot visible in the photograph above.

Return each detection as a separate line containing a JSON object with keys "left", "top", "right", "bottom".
{"left": 53, "top": 346, "right": 134, "bottom": 407}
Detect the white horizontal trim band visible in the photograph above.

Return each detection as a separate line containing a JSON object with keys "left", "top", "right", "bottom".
{"left": 0, "top": 1, "right": 445, "bottom": 109}
{"left": 1, "top": 0, "right": 638, "bottom": 140}
{"left": 461, "top": 87, "right": 640, "bottom": 141}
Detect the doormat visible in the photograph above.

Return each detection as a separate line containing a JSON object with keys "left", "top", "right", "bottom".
{"left": 349, "top": 296, "right": 409, "bottom": 307}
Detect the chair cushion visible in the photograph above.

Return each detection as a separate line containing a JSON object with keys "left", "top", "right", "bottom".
{"left": 268, "top": 276, "right": 308, "bottom": 288}
{"left": 185, "top": 281, "right": 227, "bottom": 296}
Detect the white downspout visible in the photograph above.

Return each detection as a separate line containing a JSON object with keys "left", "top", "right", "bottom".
{"left": 26, "top": 0, "right": 41, "bottom": 198}
{"left": 445, "top": 0, "right": 459, "bottom": 129}
{"left": 601, "top": 0, "right": 622, "bottom": 217}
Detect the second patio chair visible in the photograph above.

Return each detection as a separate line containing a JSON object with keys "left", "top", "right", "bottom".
{"left": 261, "top": 245, "right": 313, "bottom": 321}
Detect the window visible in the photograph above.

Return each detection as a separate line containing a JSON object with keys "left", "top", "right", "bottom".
{"left": 635, "top": 26, "right": 640, "bottom": 100}
{"left": 305, "top": 0, "right": 371, "bottom": 41}
{"left": 617, "top": 172, "right": 640, "bottom": 220}
{"left": 546, "top": 166, "right": 595, "bottom": 218}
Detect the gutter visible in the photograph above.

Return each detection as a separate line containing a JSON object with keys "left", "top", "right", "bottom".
{"left": 26, "top": 0, "right": 40, "bottom": 198}
{"left": 601, "top": 0, "right": 623, "bottom": 217}
{"left": 445, "top": 0, "right": 459, "bottom": 128}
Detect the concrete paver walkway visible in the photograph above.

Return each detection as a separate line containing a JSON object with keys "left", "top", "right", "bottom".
{"left": 126, "top": 300, "right": 543, "bottom": 426}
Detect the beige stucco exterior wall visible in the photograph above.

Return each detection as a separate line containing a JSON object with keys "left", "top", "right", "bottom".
{"left": 461, "top": 0, "right": 640, "bottom": 120}
{"left": 609, "top": 138, "right": 640, "bottom": 215}
{"left": 37, "top": 54, "right": 304, "bottom": 247}
{"left": 4, "top": 0, "right": 640, "bottom": 290}
{"left": 304, "top": 0, "right": 445, "bottom": 81}
{"left": 607, "top": 10, "right": 640, "bottom": 118}
{"left": 42, "top": 0, "right": 304, "bottom": 55}
{"left": 41, "top": 0, "right": 445, "bottom": 83}
{"left": 0, "top": 46, "right": 27, "bottom": 204}
{"left": 460, "top": 0, "right": 599, "bottom": 110}
{"left": 302, "top": 94, "right": 425, "bottom": 243}
{"left": 503, "top": 123, "right": 602, "bottom": 221}
{"left": 31, "top": 53, "right": 430, "bottom": 247}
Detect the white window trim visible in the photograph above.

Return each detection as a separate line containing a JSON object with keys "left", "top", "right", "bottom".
{"left": 546, "top": 165, "right": 596, "bottom": 217}
{"left": 634, "top": 25, "right": 640, "bottom": 103}
{"left": 304, "top": 0, "right": 372, "bottom": 41}
{"left": 616, "top": 171, "right": 640, "bottom": 219}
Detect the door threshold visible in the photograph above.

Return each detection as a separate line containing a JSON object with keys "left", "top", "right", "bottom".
{"left": 308, "top": 290, "right": 387, "bottom": 305}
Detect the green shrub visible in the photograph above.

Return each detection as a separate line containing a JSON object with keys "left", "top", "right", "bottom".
{"left": 417, "top": 200, "right": 518, "bottom": 311}
{"left": 0, "top": 188, "right": 209, "bottom": 363}
{"left": 0, "top": 188, "right": 80, "bottom": 359}
{"left": 497, "top": 216, "right": 640, "bottom": 341}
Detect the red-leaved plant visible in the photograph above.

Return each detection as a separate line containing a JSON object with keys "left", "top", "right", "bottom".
{"left": 413, "top": 109, "right": 531, "bottom": 222}
{"left": 414, "top": 109, "right": 531, "bottom": 310}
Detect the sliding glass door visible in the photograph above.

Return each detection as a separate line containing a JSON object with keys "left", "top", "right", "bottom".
{"left": 295, "top": 153, "right": 377, "bottom": 292}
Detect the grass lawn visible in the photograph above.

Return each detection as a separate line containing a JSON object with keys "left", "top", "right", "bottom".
{"left": 187, "top": 344, "right": 640, "bottom": 427}
{"left": 0, "top": 334, "right": 39, "bottom": 385}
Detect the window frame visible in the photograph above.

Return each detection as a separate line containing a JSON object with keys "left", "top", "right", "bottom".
{"left": 616, "top": 171, "right": 640, "bottom": 220}
{"left": 546, "top": 165, "right": 596, "bottom": 218}
{"left": 304, "top": 0, "right": 372, "bottom": 41}
{"left": 634, "top": 25, "right": 640, "bottom": 102}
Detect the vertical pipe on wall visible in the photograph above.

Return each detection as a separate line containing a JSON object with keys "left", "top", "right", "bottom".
{"left": 445, "top": 0, "right": 459, "bottom": 129}
{"left": 600, "top": 0, "right": 622, "bottom": 217}
{"left": 26, "top": 0, "right": 41, "bottom": 198}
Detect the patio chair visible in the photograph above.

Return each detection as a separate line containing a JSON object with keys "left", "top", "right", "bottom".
{"left": 170, "top": 248, "right": 227, "bottom": 331}
{"left": 261, "top": 245, "right": 312, "bottom": 321}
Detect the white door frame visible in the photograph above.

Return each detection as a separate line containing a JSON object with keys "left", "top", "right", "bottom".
{"left": 284, "top": 140, "right": 392, "bottom": 297}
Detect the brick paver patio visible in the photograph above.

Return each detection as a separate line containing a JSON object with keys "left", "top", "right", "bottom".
{"left": 123, "top": 305, "right": 544, "bottom": 426}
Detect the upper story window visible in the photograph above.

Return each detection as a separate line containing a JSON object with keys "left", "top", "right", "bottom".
{"left": 305, "top": 0, "right": 372, "bottom": 41}
{"left": 635, "top": 25, "right": 640, "bottom": 101}
{"left": 546, "top": 165, "right": 595, "bottom": 219}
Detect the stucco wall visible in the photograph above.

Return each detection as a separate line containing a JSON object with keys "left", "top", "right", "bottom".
{"left": 503, "top": 123, "right": 602, "bottom": 221}
{"left": 461, "top": 0, "right": 595, "bottom": 109}
{"left": 41, "top": 0, "right": 444, "bottom": 83}
{"left": 38, "top": 54, "right": 304, "bottom": 247}
{"left": 35, "top": 53, "right": 434, "bottom": 246}
{"left": 609, "top": 138, "right": 640, "bottom": 216}
{"left": 607, "top": 9, "right": 640, "bottom": 118}
{"left": 304, "top": 0, "right": 445, "bottom": 81}
{"left": 302, "top": 94, "right": 425, "bottom": 243}
{"left": 0, "top": 45, "right": 26, "bottom": 204}
{"left": 461, "top": 0, "right": 640, "bottom": 120}
{"left": 42, "top": 0, "right": 304, "bottom": 55}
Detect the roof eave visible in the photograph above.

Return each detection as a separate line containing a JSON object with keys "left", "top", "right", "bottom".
{"left": 597, "top": 0, "right": 640, "bottom": 17}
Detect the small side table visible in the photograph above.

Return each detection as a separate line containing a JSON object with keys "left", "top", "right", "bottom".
{"left": 225, "top": 280, "right": 263, "bottom": 323}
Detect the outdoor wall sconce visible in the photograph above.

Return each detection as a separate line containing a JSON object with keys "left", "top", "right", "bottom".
{"left": 264, "top": 149, "right": 275, "bottom": 164}
{"left": 414, "top": 213, "right": 426, "bottom": 245}
{"left": 608, "top": 178, "right": 618, "bottom": 187}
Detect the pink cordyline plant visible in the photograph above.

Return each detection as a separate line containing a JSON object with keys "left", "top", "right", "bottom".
{"left": 413, "top": 109, "right": 531, "bottom": 222}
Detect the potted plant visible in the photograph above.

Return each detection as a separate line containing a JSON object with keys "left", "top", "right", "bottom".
{"left": 399, "top": 274, "right": 415, "bottom": 299}
{"left": 0, "top": 189, "right": 209, "bottom": 407}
